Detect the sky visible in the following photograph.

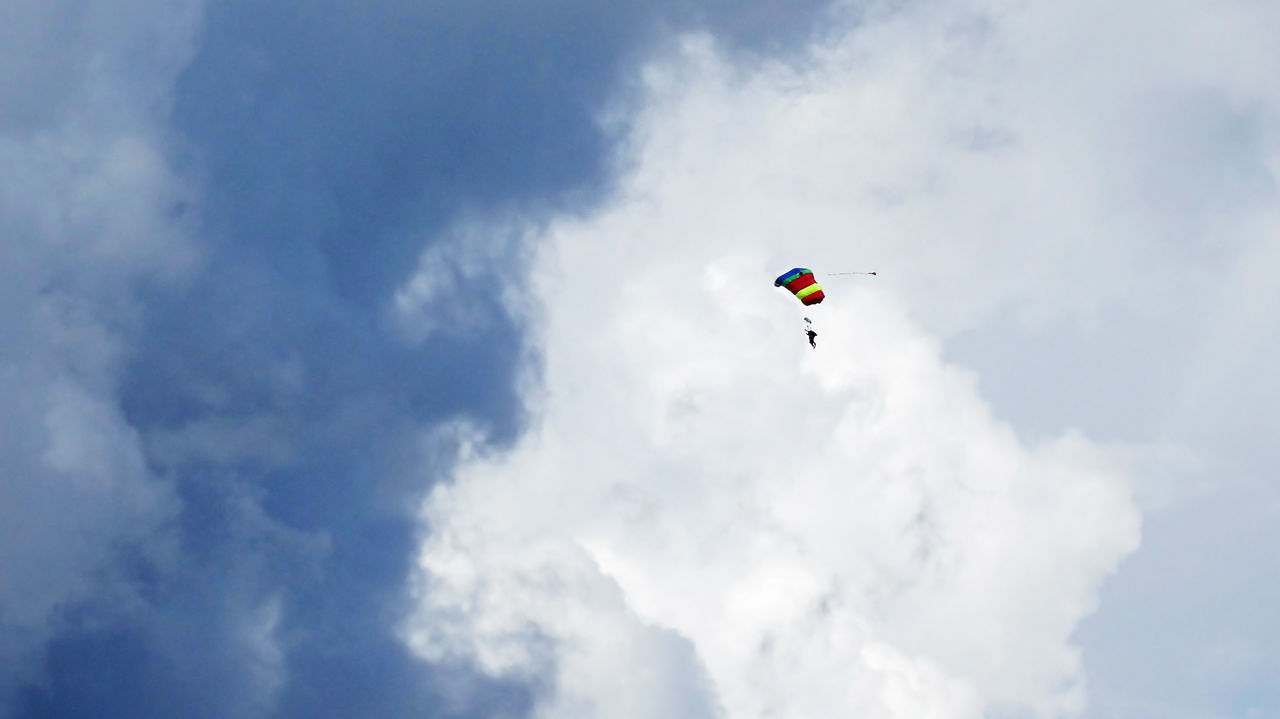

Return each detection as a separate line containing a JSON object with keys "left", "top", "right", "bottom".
{"left": 0, "top": 1, "right": 1276, "bottom": 718}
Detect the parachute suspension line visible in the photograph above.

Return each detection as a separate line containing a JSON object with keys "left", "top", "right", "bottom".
{"left": 826, "top": 271, "right": 877, "bottom": 276}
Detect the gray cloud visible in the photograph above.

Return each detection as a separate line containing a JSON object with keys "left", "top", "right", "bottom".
{"left": 0, "top": 0, "right": 201, "bottom": 708}
{"left": 2, "top": 1, "right": 842, "bottom": 717}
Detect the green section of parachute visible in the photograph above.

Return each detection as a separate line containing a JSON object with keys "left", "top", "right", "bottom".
{"left": 780, "top": 269, "right": 810, "bottom": 284}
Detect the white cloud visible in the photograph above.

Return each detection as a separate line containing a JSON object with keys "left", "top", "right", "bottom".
{"left": 404, "top": 0, "right": 1280, "bottom": 716}
{"left": 237, "top": 594, "right": 288, "bottom": 713}
{"left": 392, "top": 219, "right": 530, "bottom": 345}
{"left": 407, "top": 271, "right": 1140, "bottom": 717}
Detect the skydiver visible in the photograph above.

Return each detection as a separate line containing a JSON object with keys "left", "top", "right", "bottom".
{"left": 805, "top": 328, "right": 818, "bottom": 348}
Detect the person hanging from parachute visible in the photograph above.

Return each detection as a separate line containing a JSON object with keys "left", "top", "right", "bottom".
{"left": 774, "top": 267, "right": 876, "bottom": 348}
{"left": 775, "top": 268, "right": 824, "bottom": 349}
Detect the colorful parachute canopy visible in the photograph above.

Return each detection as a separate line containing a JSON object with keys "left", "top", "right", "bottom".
{"left": 774, "top": 268, "right": 825, "bottom": 306}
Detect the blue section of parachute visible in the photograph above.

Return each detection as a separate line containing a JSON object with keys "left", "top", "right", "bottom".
{"left": 774, "top": 268, "right": 811, "bottom": 286}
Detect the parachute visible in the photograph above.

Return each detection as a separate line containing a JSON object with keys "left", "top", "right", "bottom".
{"left": 774, "top": 268, "right": 825, "bottom": 306}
